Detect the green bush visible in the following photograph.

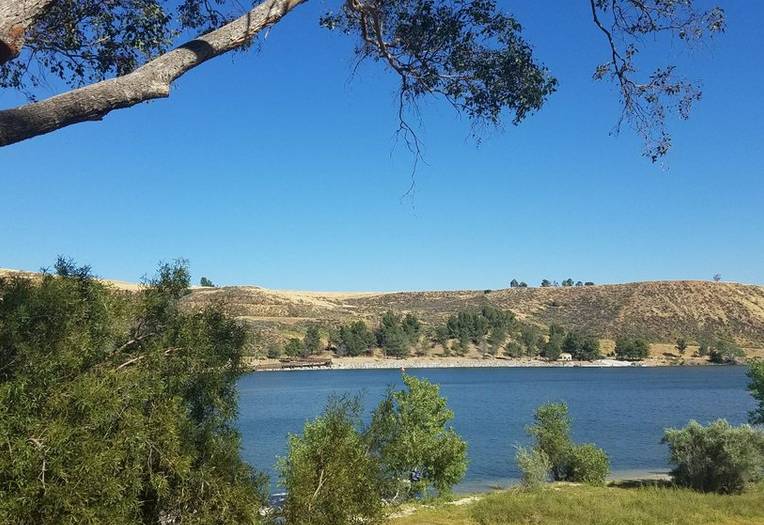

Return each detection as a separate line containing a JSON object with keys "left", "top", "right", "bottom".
{"left": 748, "top": 360, "right": 764, "bottom": 424}
{"left": 526, "top": 403, "right": 572, "bottom": 481}
{"left": 562, "top": 332, "right": 601, "bottom": 360}
{"left": 515, "top": 447, "right": 550, "bottom": 490}
{"left": 662, "top": 419, "right": 764, "bottom": 494}
{"left": 280, "top": 396, "right": 384, "bottom": 525}
{"left": 566, "top": 444, "right": 609, "bottom": 485}
{"left": 614, "top": 337, "right": 650, "bottom": 361}
{"left": 368, "top": 374, "right": 467, "bottom": 499}
{"left": 0, "top": 259, "right": 264, "bottom": 524}
{"left": 708, "top": 339, "right": 744, "bottom": 364}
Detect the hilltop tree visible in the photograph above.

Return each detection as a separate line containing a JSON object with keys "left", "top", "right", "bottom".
{"left": 541, "top": 279, "right": 552, "bottom": 288}
{"left": 0, "top": 1, "right": 724, "bottom": 161}
{"left": 562, "top": 278, "right": 574, "bottom": 287}
{"left": 199, "top": 276, "right": 214, "bottom": 287}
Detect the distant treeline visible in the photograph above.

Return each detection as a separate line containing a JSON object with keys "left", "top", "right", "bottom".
{"left": 510, "top": 278, "right": 595, "bottom": 288}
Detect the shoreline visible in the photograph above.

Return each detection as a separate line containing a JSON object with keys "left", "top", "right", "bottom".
{"left": 245, "top": 355, "right": 732, "bottom": 372}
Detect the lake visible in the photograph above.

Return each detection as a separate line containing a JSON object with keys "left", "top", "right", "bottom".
{"left": 237, "top": 366, "right": 754, "bottom": 492}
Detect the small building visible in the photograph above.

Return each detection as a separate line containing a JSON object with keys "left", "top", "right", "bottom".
{"left": 559, "top": 352, "right": 573, "bottom": 361}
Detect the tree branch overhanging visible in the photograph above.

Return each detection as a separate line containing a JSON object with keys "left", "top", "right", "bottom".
{"left": 0, "top": 0, "right": 55, "bottom": 65}
{"left": 0, "top": 0, "right": 306, "bottom": 147}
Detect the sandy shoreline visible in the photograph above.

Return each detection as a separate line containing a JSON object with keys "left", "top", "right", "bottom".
{"left": 245, "top": 356, "right": 700, "bottom": 372}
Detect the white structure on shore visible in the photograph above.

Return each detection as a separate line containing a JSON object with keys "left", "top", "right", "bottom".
{"left": 559, "top": 352, "right": 573, "bottom": 361}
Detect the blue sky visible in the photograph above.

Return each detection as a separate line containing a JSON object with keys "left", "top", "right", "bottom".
{"left": 1, "top": 1, "right": 762, "bottom": 291}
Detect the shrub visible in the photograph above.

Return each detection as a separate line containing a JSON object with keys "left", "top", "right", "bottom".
{"left": 526, "top": 403, "right": 572, "bottom": 481}
{"left": 280, "top": 396, "right": 384, "bottom": 525}
{"left": 505, "top": 341, "right": 524, "bottom": 358}
{"left": 199, "top": 276, "right": 214, "bottom": 287}
{"left": 662, "top": 419, "right": 764, "bottom": 494}
{"left": 284, "top": 337, "right": 305, "bottom": 357}
{"left": 562, "top": 332, "right": 601, "bottom": 360}
{"left": 614, "top": 337, "right": 650, "bottom": 361}
{"left": 566, "top": 444, "right": 609, "bottom": 485}
{"left": 515, "top": 447, "right": 550, "bottom": 490}
{"left": 335, "top": 320, "right": 375, "bottom": 357}
{"left": 266, "top": 343, "right": 282, "bottom": 359}
{"left": 675, "top": 337, "right": 688, "bottom": 354}
{"left": 0, "top": 260, "right": 264, "bottom": 523}
{"left": 748, "top": 360, "right": 764, "bottom": 425}
{"left": 368, "top": 374, "right": 467, "bottom": 499}
{"left": 708, "top": 339, "right": 744, "bottom": 364}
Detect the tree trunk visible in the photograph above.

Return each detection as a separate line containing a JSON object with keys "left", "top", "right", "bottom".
{"left": 0, "top": 0, "right": 55, "bottom": 65}
{"left": 0, "top": 0, "right": 306, "bottom": 147}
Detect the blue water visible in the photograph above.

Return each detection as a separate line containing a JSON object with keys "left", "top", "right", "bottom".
{"left": 236, "top": 366, "right": 754, "bottom": 492}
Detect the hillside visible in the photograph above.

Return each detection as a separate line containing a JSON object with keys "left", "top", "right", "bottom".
{"left": 3, "top": 268, "right": 763, "bottom": 348}
{"left": 181, "top": 280, "right": 764, "bottom": 348}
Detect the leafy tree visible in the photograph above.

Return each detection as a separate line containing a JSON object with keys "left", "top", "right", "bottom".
{"left": 487, "top": 324, "right": 508, "bottom": 354}
{"left": 510, "top": 279, "right": 520, "bottom": 288}
{"left": 377, "top": 312, "right": 410, "bottom": 358}
{"left": 540, "top": 279, "right": 552, "bottom": 288}
{"left": 0, "top": 259, "right": 265, "bottom": 523}
{"left": 676, "top": 337, "right": 688, "bottom": 355}
{"left": 561, "top": 278, "right": 574, "bottom": 287}
{"left": 304, "top": 325, "right": 322, "bottom": 355}
{"left": 519, "top": 325, "right": 543, "bottom": 356}
{"left": 526, "top": 402, "right": 609, "bottom": 485}
{"left": 713, "top": 273, "right": 722, "bottom": 282}
{"left": 575, "top": 281, "right": 584, "bottom": 287}
{"left": 747, "top": 360, "right": 764, "bottom": 425}
{"left": 518, "top": 282, "right": 528, "bottom": 288}
{"left": 280, "top": 396, "right": 384, "bottom": 525}
{"left": 0, "top": 0, "right": 724, "bottom": 163}
{"left": 401, "top": 313, "right": 422, "bottom": 344}
{"left": 662, "top": 420, "right": 764, "bottom": 494}
{"left": 614, "top": 337, "right": 650, "bottom": 361}
{"left": 584, "top": 282, "right": 595, "bottom": 286}
{"left": 368, "top": 374, "right": 467, "bottom": 499}
{"left": 284, "top": 337, "right": 305, "bottom": 358}
{"left": 708, "top": 339, "right": 744, "bottom": 364}
{"left": 562, "top": 332, "right": 601, "bottom": 361}
{"left": 526, "top": 403, "right": 573, "bottom": 481}
{"left": 199, "top": 276, "right": 215, "bottom": 287}
{"left": 335, "top": 321, "right": 375, "bottom": 357}
{"left": 541, "top": 324, "right": 566, "bottom": 361}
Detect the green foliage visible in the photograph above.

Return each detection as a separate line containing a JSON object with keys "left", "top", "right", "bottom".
{"left": 561, "top": 278, "right": 574, "bottom": 287}
{"left": 266, "top": 343, "right": 282, "bottom": 359}
{"left": 525, "top": 402, "right": 609, "bottom": 486}
{"left": 433, "top": 325, "right": 450, "bottom": 348}
{"left": 526, "top": 403, "right": 572, "bottom": 481}
{"left": 519, "top": 325, "right": 542, "bottom": 356}
{"left": 708, "top": 338, "right": 744, "bottom": 364}
{"left": 566, "top": 444, "right": 609, "bottom": 486}
{"left": 321, "top": 0, "right": 557, "bottom": 132}
{"left": 748, "top": 360, "right": 764, "bottom": 425}
{"left": 199, "top": 276, "right": 214, "bottom": 287}
{"left": 377, "top": 312, "right": 411, "bottom": 358}
{"left": 614, "top": 337, "right": 650, "bottom": 361}
{"left": 562, "top": 332, "right": 601, "bottom": 361}
{"left": 304, "top": 325, "right": 322, "bottom": 355}
{"left": 445, "top": 306, "right": 513, "bottom": 353}
{"left": 368, "top": 374, "right": 467, "bottom": 499}
{"left": 334, "top": 321, "right": 375, "bottom": 357}
{"left": 0, "top": 259, "right": 263, "bottom": 524}
{"left": 662, "top": 420, "right": 764, "bottom": 494}
{"left": 504, "top": 341, "right": 524, "bottom": 358}
{"left": 541, "top": 324, "right": 566, "bottom": 361}
{"left": 280, "top": 396, "right": 384, "bottom": 525}
{"left": 515, "top": 447, "right": 550, "bottom": 490}
{"left": 284, "top": 337, "right": 305, "bottom": 358}
{"left": 541, "top": 279, "right": 552, "bottom": 287}
{"left": 676, "top": 337, "right": 688, "bottom": 355}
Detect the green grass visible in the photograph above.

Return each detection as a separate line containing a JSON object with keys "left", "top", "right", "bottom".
{"left": 389, "top": 483, "right": 764, "bottom": 525}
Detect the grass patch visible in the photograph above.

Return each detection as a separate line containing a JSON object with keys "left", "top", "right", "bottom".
{"left": 388, "top": 483, "right": 764, "bottom": 525}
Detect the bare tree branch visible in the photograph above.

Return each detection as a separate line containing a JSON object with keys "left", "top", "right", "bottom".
{"left": 0, "top": 0, "right": 306, "bottom": 147}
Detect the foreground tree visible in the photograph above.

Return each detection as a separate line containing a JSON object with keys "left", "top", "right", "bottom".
{"left": 748, "top": 360, "right": 764, "bottom": 425}
{"left": 280, "top": 396, "right": 385, "bottom": 525}
{"left": 0, "top": 259, "right": 264, "bottom": 523}
{"left": 0, "top": 1, "right": 724, "bottom": 159}
{"left": 368, "top": 374, "right": 467, "bottom": 500}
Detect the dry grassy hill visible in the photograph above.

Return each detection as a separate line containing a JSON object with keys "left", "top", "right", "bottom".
{"left": 182, "top": 280, "right": 764, "bottom": 348}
